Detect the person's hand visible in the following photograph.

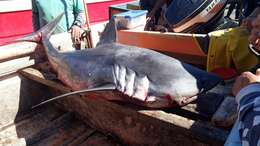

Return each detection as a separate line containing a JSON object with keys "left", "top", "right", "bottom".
{"left": 232, "top": 69, "right": 260, "bottom": 96}
{"left": 249, "top": 14, "right": 260, "bottom": 50}
{"left": 71, "top": 25, "right": 81, "bottom": 44}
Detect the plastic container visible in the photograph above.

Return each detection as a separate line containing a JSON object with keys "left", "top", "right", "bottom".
{"left": 113, "top": 10, "right": 148, "bottom": 29}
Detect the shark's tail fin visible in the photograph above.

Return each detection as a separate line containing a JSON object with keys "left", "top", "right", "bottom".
{"left": 12, "top": 13, "right": 64, "bottom": 43}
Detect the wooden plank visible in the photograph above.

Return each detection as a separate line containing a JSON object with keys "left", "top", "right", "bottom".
{"left": 19, "top": 68, "right": 228, "bottom": 146}
{"left": 25, "top": 112, "right": 74, "bottom": 145}
{"left": 53, "top": 90, "right": 228, "bottom": 146}
{"left": 79, "top": 132, "right": 120, "bottom": 146}
{"left": 161, "top": 51, "right": 207, "bottom": 66}
{"left": 20, "top": 68, "right": 71, "bottom": 92}
{"left": 33, "top": 116, "right": 95, "bottom": 146}
{"left": 117, "top": 30, "right": 207, "bottom": 57}
{"left": 66, "top": 128, "right": 97, "bottom": 146}
{"left": 0, "top": 56, "right": 35, "bottom": 77}
{"left": 0, "top": 104, "right": 100, "bottom": 146}
{"left": 0, "top": 73, "right": 52, "bottom": 128}
{"left": 0, "top": 32, "right": 76, "bottom": 63}
{"left": 0, "top": 106, "right": 68, "bottom": 146}
{"left": 117, "top": 30, "right": 208, "bottom": 65}
{"left": 0, "top": 42, "right": 37, "bottom": 62}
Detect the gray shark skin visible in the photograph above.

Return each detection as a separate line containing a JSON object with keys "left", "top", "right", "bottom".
{"left": 18, "top": 14, "right": 222, "bottom": 108}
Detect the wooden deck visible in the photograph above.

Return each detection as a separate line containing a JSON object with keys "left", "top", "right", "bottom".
{"left": 0, "top": 105, "right": 121, "bottom": 146}
{"left": 0, "top": 35, "right": 232, "bottom": 146}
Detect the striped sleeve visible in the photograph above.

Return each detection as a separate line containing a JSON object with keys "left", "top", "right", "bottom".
{"left": 236, "top": 83, "right": 260, "bottom": 146}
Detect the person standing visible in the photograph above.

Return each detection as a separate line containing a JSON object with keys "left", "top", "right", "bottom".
{"left": 31, "top": 0, "right": 86, "bottom": 44}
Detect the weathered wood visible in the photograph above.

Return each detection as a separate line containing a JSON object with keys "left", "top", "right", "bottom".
{"left": 32, "top": 114, "right": 95, "bottom": 146}
{"left": 20, "top": 68, "right": 228, "bottom": 146}
{"left": 0, "top": 42, "right": 37, "bottom": 62}
{"left": 0, "top": 106, "right": 66, "bottom": 146}
{"left": 117, "top": 30, "right": 207, "bottom": 56}
{"left": 79, "top": 132, "right": 120, "bottom": 146}
{"left": 65, "top": 128, "right": 97, "bottom": 146}
{"left": 20, "top": 68, "right": 71, "bottom": 92}
{"left": 0, "top": 73, "right": 51, "bottom": 128}
{"left": 0, "top": 56, "right": 35, "bottom": 77}
{"left": 0, "top": 105, "right": 100, "bottom": 146}
{"left": 161, "top": 51, "right": 207, "bottom": 66}
{"left": 0, "top": 32, "right": 77, "bottom": 63}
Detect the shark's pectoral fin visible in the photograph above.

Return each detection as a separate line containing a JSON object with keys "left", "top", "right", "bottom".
{"left": 32, "top": 84, "right": 116, "bottom": 109}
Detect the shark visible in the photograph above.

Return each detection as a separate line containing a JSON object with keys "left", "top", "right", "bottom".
{"left": 17, "top": 14, "right": 222, "bottom": 108}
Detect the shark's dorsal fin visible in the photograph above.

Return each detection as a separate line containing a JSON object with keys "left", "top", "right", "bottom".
{"left": 96, "top": 18, "right": 118, "bottom": 46}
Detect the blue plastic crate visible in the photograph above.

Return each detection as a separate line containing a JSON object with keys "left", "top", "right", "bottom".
{"left": 113, "top": 10, "right": 148, "bottom": 29}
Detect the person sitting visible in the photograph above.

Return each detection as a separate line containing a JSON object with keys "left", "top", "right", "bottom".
{"left": 225, "top": 13, "right": 260, "bottom": 146}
